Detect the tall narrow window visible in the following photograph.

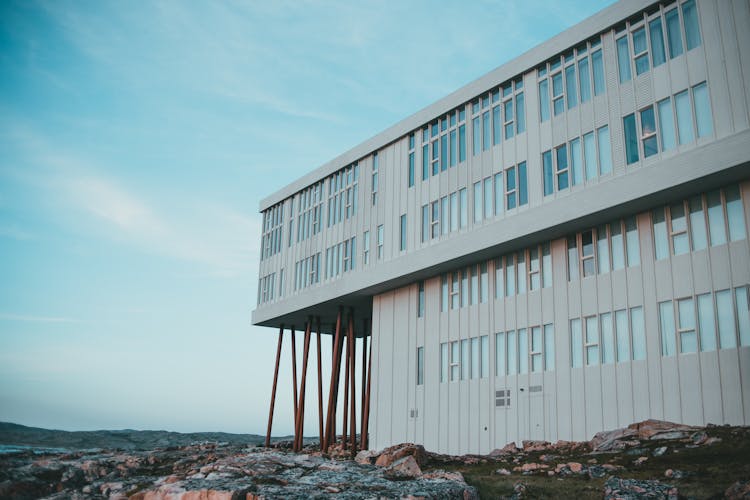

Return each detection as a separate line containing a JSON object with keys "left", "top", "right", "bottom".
{"left": 371, "top": 153, "right": 379, "bottom": 205}
{"left": 542, "top": 243, "right": 552, "bottom": 288}
{"left": 658, "top": 98, "right": 676, "bottom": 151}
{"left": 529, "top": 247, "right": 540, "bottom": 291}
{"left": 597, "top": 125, "right": 612, "bottom": 175}
{"left": 567, "top": 235, "right": 578, "bottom": 281}
{"left": 659, "top": 300, "right": 676, "bottom": 356}
{"left": 597, "top": 224, "right": 610, "bottom": 274}
{"left": 503, "top": 99, "right": 513, "bottom": 140}
{"left": 631, "top": 306, "right": 646, "bottom": 360}
{"left": 581, "top": 230, "right": 595, "bottom": 277}
{"left": 472, "top": 116, "right": 481, "bottom": 156}
{"left": 506, "top": 166, "right": 517, "bottom": 210}
{"left": 507, "top": 330, "right": 517, "bottom": 375}
{"left": 552, "top": 71, "right": 564, "bottom": 115}
{"left": 494, "top": 257, "right": 504, "bottom": 299}
{"left": 675, "top": 90, "right": 694, "bottom": 145}
{"left": 556, "top": 144, "right": 569, "bottom": 191}
{"left": 450, "top": 192, "right": 458, "bottom": 232}
{"left": 626, "top": 216, "right": 640, "bottom": 266}
{"left": 692, "top": 82, "right": 712, "bottom": 138}
{"left": 570, "top": 137, "right": 583, "bottom": 185}
{"left": 473, "top": 182, "right": 482, "bottom": 223}
{"left": 516, "top": 92, "right": 525, "bottom": 133}
{"left": 706, "top": 190, "right": 727, "bottom": 246}
{"left": 421, "top": 205, "right": 429, "bottom": 243}
{"left": 592, "top": 49, "right": 605, "bottom": 96}
{"left": 408, "top": 134, "right": 415, "bottom": 188}
{"left": 583, "top": 132, "right": 596, "bottom": 180}
{"left": 494, "top": 173, "right": 503, "bottom": 216}
{"left": 601, "top": 313, "right": 614, "bottom": 364}
{"left": 505, "top": 254, "right": 516, "bottom": 296}
{"left": 417, "top": 281, "right": 424, "bottom": 318}
{"left": 649, "top": 18, "right": 666, "bottom": 67}
{"left": 364, "top": 230, "right": 370, "bottom": 265}
{"left": 517, "top": 252, "right": 526, "bottom": 294}
{"left": 441, "top": 196, "right": 449, "bottom": 235}
{"left": 539, "top": 79, "right": 550, "bottom": 122}
{"left": 665, "top": 8, "right": 684, "bottom": 59}
{"left": 492, "top": 103, "right": 502, "bottom": 145}
{"left": 441, "top": 275, "right": 448, "bottom": 312}
{"left": 459, "top": 188, "right": 468, "bottom": 228}
{"left": 579, "top": 57, "right": 591, "bottom": 103}
{"left": 670, "top": 202, "right": 689, "bottom": 255}
{"left": 376, "top": 224, "right": 384, "bottom": 260}
{"left": 400, "top": 214, "right": 407, "bottom": 252}
{"left": 531, "top": 326, "right": 542, "bottom": 372}
{"left": 653, "top": 208, "right": 669, "bottom": 260}
{"left": 484, "top": 178, "right": 492, "bottom": 219}
{"left": 565, "top": 64, "right": 577, "bottom": 109}
{"left": 616, "top": 36, "right": 632, "bottom": 83}
{"left": 682, "top": 0, "right": 701, "bottom": 50}
{"left": 483, "top": 110, "right": 492, "bottom": 149}
{"left": 518, "top": 162, "right": 528, "bottom": 206}
{"left": 611, "top": 221, "right": 625, "bottom": 270}
{"left": 640, "top": 106, "right": 658, "bottom": 157}
{"left": 542, "top": 151, "right": 554, "bottom": 196}
{"left": 632, "top": 27, "right": 649, "bottom": 76}
{"left": 451, "top": 341, "right": 460, "bottom": 381}
{"left": 470, "top": 266, "right": 478, "bottom": 306}
{"left": 736, "top": 287, "right": 750, "bottom": 346}
{"left": 689, "top": 196, "right": 707, "bottom": 250}
{"left": 726, "top": 185, "right": 747, "bottom": 241}
{"left": 459, "top": 123, "right": 466, "bottom": 163}
{"left": 678, "top": 298, "right": 697, "bottom": 353}
{"left": 585, "top": 316, "right": 599, "bottom": 366}
{"left": 624, "top": 113, "right": 639, "bottom": 164}
{"left": 615, "top": 309, "right": 630, "bottom": 362}
{"left": 480, "top": 262, "right": 488, "bottom": 303}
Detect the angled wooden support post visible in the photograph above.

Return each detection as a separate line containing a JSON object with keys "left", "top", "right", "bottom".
{"left": 331, "top": 317, "right": 345, "bottom": 447}
{"left": 348, "top": 309, "right": 357, "bottom": 454}
{"left": 291, "top": 326, "right": 298, "bottom": 447}
{"left": 323, "top": 307, "right": 343, "bottom": 453}
{"left": 342, "top": 318, "right": 351, "bottom": 450}
{"left": 316, "top": 317, "right": 323, "bottom": 449}
{"left": 265, "top": 325, "right": 284, "bottom": 448}
{"left": 360, "top": 319, "right": 368, "bottom": 435}
{"left": 294, "top": 318, "right": 312, "bottom": 452}
{"left": 361, "top": 319, "right": 372, "bottom": 450}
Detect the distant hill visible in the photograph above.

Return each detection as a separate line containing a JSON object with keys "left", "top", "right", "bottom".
{"left": 0, "top": 422, "right": 278, "bottom": 451}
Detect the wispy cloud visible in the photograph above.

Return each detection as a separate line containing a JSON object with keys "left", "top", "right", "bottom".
{"left": 0, "top": 313, "right": 81, "bottom": 324}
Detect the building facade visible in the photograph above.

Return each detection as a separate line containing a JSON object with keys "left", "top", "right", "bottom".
{"left": 253, "top": 0, "right": 750, "bottom": 455}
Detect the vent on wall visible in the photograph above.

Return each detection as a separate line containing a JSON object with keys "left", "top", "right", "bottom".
{"left": 529, "top": 385, "right": 543, "bottom": 393}
{"left": 409, "top": 409, "right": 419, "bottom": 418}
{"left": 495, "top": 389, "right": 511, "bottom": 408}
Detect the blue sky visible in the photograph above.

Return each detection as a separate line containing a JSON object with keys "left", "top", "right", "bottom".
{"left": 0, "top": 0, "right": 613, "bottom": 435}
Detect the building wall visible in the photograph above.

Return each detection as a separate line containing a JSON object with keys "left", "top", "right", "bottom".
{"left": 370, "top": 180, "right": 750, "bottom": 454}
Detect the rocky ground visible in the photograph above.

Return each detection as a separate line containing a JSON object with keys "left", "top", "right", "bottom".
{"left": 0, "top": 419, "right": 748, "bottom": 499}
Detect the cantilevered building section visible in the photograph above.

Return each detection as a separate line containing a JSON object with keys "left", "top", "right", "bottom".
{"left": 253, "top": 0, "right": 750, "bottom": 455}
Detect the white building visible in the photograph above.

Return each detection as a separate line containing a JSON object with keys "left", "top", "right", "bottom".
{"left": 253, "top": 0, "right": 750, "bottom": 455}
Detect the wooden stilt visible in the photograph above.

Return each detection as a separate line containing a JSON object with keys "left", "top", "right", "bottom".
{"left": 323, "top": 308, "right": 343, "bottom": 453}
{"left": 342, "top": 329, "right": 350, "bottom": 450}
{"left": 331, "top": 321, "right": 345, "bottom": 446}
{"left": 360, "top": 320, "right": 368, "bottom": 435}
{"left": 291, "top": 326, "right": 298, "bottom": 446}
{"left": 348, "top": 310, "right": 357, "bottom": 454}
{"left": 295, "top": 319, "right": 312, "bottom": 452}
{"left": 316, "top": 318, "right": 323, "bottom": 449}
{"left": 265, "top": 326, "right": 284, "bottom": 448}
{"left": 361, "top": 319, "right": 372, "bottom": 450}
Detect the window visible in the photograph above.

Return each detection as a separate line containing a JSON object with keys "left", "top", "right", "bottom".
{"left": 585, "top": 316, "right": 599, "bottom": 365}
{"left": 736, "top": 287, "right": 750, "bottom": 346}
{"left": 450, "top": 272, "right": 459, "bottom": 310}
{"left": 459, "top": 188, "right": 468, "bottom": 228}
{"left": 470, "top": 266, "right": 478, "bottom": 306}
{"left": 578, "top": 56, "right": 591, "bottom": 103}
{"left": 480, "top": 262, "right": 488, "bottom": 303}
{"left": 556, "top": 144, "right": 569, "bottom": 190}
{"left": 260, "top": 201, "right": 284, "bottom": 260}
{"left": 653, "top": 208, "right": 669, "bottom": 260}
{"left": 441, "top": 275, "right": 448, "bottom": 312}
{"left": 583, "top": 132, "right": 596, "bottom": 180}
{"left": 327, "top": 165, "right": 358, "bottom": 228}
{"left": 658, "top": 98, "right": 676, "bottom": 151}
{"left": 416, "top": 347, "right": 424, "bottom": 385}
{"left": 632, "top": 27, "right": 649, "bottom": 75}
{"left": 678, "top": 298, "right": 698, "bottom": 353}
{"left": 669, "top": 202, "right": 689, "bottom": 255}
{"left": 417, "top": 282, "right": 424, "bottom": 318}
{"left": 616, "top": 36, "right": 631, "bottom": 83}
{"left": 581, "top": 230, "right": 595, "bottom": 277}
{"left": 624, "top": 113, "right": 639, "bottom": 164}
{"left": 665, "top": 7, "right": 683, "bottom": 59}
{"left": 400, "top": 214, "right": 407, "bottom": 252}
{"left": 597, "top": 224, "right": 610, "bottom": 274}
{"left": 376, "top": 224, "right": 384, "bottom": 260}
{"left": 539, "top": 79, "right": 550, "bottom": 122}
{"left": 363, "top": 230, "right": 370, "bottom": 265}
{"left": 542, "top": 151, "right": 553, "bottom": 196}
{"left": 726, "top": 185, "right": 747, "bottom": 241}
{"left": 495, "top": 389, "right": 511, "bottom": 408}
{"left": 640, "top": 106, "right": 658, "bottom": 157}
{"left": 484, "top": 178, "right": 492, "bottom": 219}
{"left": 494, "top": 173, "right": 503, "bottom": 216}
{"left": 473, "top": 182, "right": 482, "bottom": 223}
{"left": 529, "top": 247, "right": 540, "bottom": 291}
{"left": 597, "top": 125, "right": 612, "bottom": 175}
{"left": 496, "top": 332, "right": 506, "bottom": 376}
{"left": 592, "top": 47, "right": 605, "bottom": 95}
{"left": 408, "top": 134, "right": 415, "bottom": 188}
{"left": 659, "top": 300, "right": 677, "bottom": 356}
{"left": 675, "top": 90, "right": 694, "bottom": 145}
{"left": 692, "top": 82, "right": 712, "bottom": 138}
{"left": 552, "top": 71, "right": 564, "bottom": 116}
{"left": 697, "top": 293, "right": 716, "bottom": 351}
{"left": 451, "top": 341, "right": 459, "bottom": 381}
{"left": 518, "top": 162, "right": 528, "bottom": 206}
{"left": 371, "top": 153, "right": 378, "bottom": 205}
{"left": 506, "top": 165, "right": 517, "bottom": 209}
{"left": 615, "top": 310, "right": 629, "bottom": 362}
{"left": 682, "top": 0, "right": 701, "bottom": 50}
{"left": 421, "top": 109, "right": 465, "bottom": 181}
{"left": 441, "top": 196, "right": 449, "bottom": 236}
{"left": 495, "top": 257, "right": 504, "bottom": 299}
{"left": 601, "top": 313, "right": 614, "bottom": 364}
{"left": 570, "top": 137, "right": 582, "bottom": 185}
{"left": 542, "top": 243, "right": 552, "bottom": 288}
{"left": 531, "top": 326, "right": 542, "bottom": 373}
{"left": 421, "top": 205, "right": 429, "bottom": 243}
{"left": 717, "top": 289, "right": 736, "bottom": 349}
{"left": 650, "top": 18, "right": 666, "bottom": 67}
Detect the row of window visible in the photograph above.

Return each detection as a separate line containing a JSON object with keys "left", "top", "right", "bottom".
{"left": 567, "top": 217, "right": 640, "bottom": 281}
{"left": 473, "top": 162, "right": 530, "bottom": 222}
{"left": 652, "top": 185, "right": 746, "bottom": 260}
{"left": 261, "top": 203, "right": 284, "bottom": 260}
{"left": 440, "top": 263, "right": 489, "bottom": 311}
{"left": 472, "top": 80, "right": 526, "bottom": 157}
{"left": 616, "top": 0, "right": 701, "bottom": 83}
{"left": 362, "top": 224, "right": 384, "bottom": 266}
{"left": 257, "top": 272, "right": 277, "bottom": 305}
{"left": 422, "top": 188, "right": 467, "bottom": 242}
{"left": 543, "top": 126, "right": 612, "bottom": 196}
{"left": 327, "top": 163, "right": 359, "bottom": 227}
{"left": 324, "top": 237, "right": 356, "bottom": 280}
{"left": 539, "top": 38, "right": 605, "bottom": 121}
{"left": 293, "top": 253, "right": 320, "bottom": 291}
{"left": 659, "top": 286, "right": 750, "bottom": 356}
{"left": 497, "top": 325, "right": 555, "bottom": 377}
{"left": 421, "top": 108, "right": 467, "bottom": 181}
{"left": 571, "top": 306, "right": 646, "bottom": 368}
{"left": 438, "top": 336, "right": 490, "bottom": 383}
{"left": 293, "top": 182, "right": 323, "bottom": 244}
{"left": 624, "top": 82, "right": 711, "bottom": 165}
